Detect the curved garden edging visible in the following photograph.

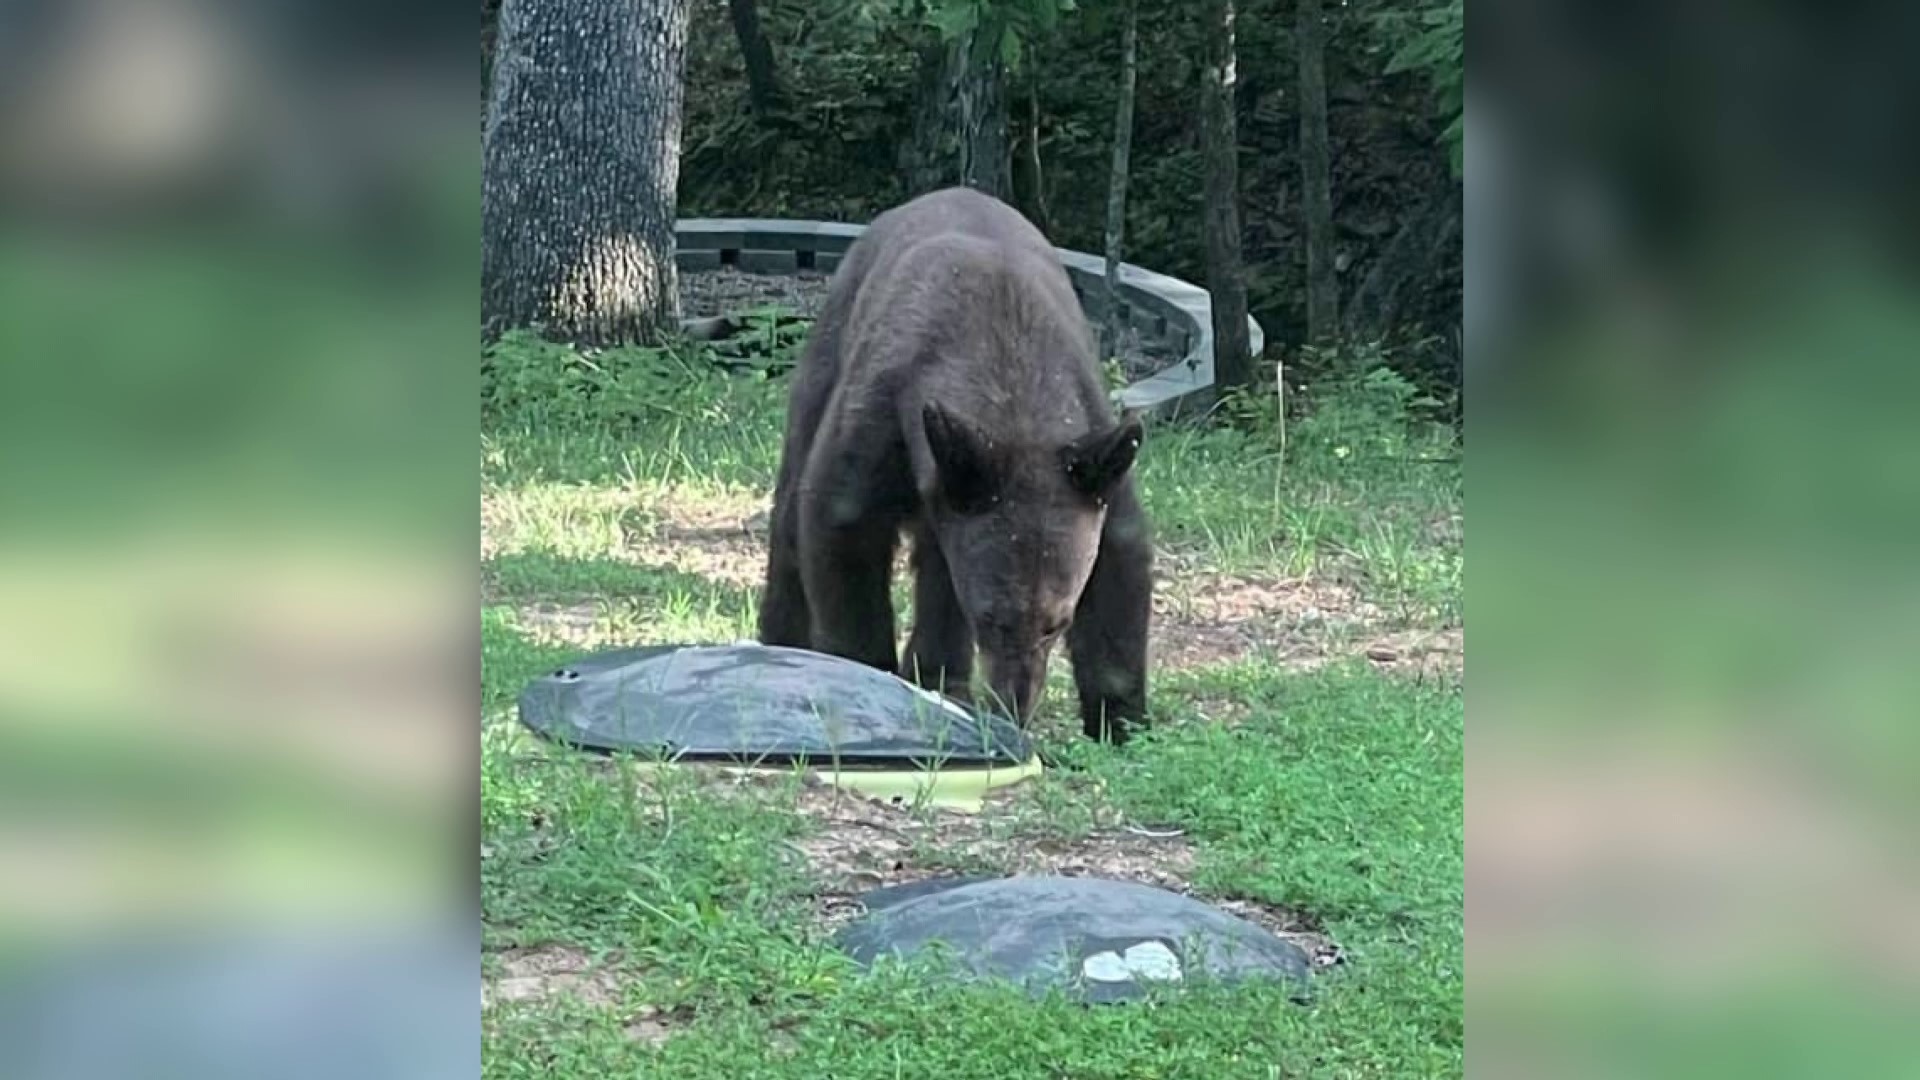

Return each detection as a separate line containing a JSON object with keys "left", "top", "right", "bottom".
{"left": 675, "top": 218, "right": 1262, "bottom": 418}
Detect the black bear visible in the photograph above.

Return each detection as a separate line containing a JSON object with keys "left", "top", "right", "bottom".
{"left": 758, "top": 187, "right": 1152, "bottom": 742}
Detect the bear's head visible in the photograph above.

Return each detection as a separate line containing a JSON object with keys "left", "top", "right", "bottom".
{"left": 920, "top": 402, "right": 1143, "bottom": 724}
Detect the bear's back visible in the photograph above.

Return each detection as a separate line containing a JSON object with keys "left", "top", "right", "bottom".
{"left": 831, "top": 189, "right": 1102, "bottom": 429}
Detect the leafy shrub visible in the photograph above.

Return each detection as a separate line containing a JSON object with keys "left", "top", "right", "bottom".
{"left": 1290, "top": 344, "right": 1452, "bottom": 465}
{"left": 481, "top": 330, "right": 786, "bottom": 436}
{"left": 1377, "top": 0, "right": 1464, "bottom": 175}
{"left": 1211, "top": 341, "right": 1454, "bottom": 470}
{"left": 709, "top": 306, "right": 813, "bottom": 376}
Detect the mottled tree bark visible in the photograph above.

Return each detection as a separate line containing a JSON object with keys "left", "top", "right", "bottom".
{"left": 1200, "top": 0, "right": 1252, "bottom": 391}
{"left": 1101, "top": 0, "right": 1138, "bottom": 360}
{"left": 903, "top": 28, "right": 1010, "bottom": 200}
{"left": 901, "top": 42, "right": 955, "bottom": 195}
{"left": 953, "top": 26, "right": 1010, "bottom": 199}
{"left": 482, "top": 0, "right": 502, "bottom": 97}
{"left": 481, "top": 0, "right": 689, "bottom": 345}
{"left": 728, "top": 0, "right": 782, "bottom": 115}
{"left": 1011, "top": 65, "right": 1050, "bottom": 235}
{"left": 1297, "top": 0, "right": 1337, "bottom": 345}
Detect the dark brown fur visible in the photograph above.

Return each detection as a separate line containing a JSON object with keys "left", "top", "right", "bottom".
{"left": 758, "top": 188, "right": 1153, "bottom": 741}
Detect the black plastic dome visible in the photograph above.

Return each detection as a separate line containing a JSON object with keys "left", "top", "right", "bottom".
{"left": 835, "top": 876, "right": 1313, "bottom": 1003}
{"left": 517, "top": 643, "right": 1032, "bottom": 768}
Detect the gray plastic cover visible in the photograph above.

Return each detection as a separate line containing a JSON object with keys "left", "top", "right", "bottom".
{"left": 835, "top": 876, "right": 1312, "bottom": 1003}
{"left": 517, "top": 643, "right": 1032, "bottom": 767}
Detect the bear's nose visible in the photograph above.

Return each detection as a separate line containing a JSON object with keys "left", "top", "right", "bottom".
{"left": 983, "top": 654, "right": 1047, "bottom": 726}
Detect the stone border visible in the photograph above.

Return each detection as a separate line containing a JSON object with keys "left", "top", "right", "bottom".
{"left": 676, "top": 218, "right": 1263, "bottom": 418}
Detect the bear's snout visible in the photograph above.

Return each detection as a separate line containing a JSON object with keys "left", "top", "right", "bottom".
{"left": 982, "top": 649, "right": 1050, "bottom": 726}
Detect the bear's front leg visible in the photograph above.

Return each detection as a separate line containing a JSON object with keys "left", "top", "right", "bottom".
{"left": 758, "top": 484, "right": 812, "bottom": 649}
{"left": 798, "top": 497, "right": 900, "bottom": 675}
{"left": 903, "top": 521, "right": 974, "bottom": 701}
{"left": 1069, "top": 484, "right": 1152, "bottom": 743}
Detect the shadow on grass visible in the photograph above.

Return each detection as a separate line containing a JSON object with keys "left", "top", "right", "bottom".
{"left": 485, "top": 549, "right": 759, "bottom": 606}
{"left": 481, "top": 607, "right": 582, "bottom": 718}
{"left": 481, "top": 552, "right": 765, "bottom": 720}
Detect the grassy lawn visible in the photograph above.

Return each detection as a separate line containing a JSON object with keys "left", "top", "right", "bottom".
{"left": 480, "top": 335, "right": 1463, "bottom": 1078}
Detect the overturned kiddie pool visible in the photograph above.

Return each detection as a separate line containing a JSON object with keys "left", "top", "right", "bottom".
{"left": 835, "top": 876, "right": 1314, "bottom": 1003}
{"left": 672, "top": 217, "right": 1266, "bottom": 420}
{"left": 516, "top": 643, "right": 1041, "bottom": 812}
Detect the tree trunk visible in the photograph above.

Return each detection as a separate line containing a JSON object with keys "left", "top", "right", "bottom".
{"left": 482, "top": 0, "right": 502, "bottom": 99}
{"left": 903, "top": 31, "right": 1008, "bottom": 200}
{"left": 953, "top": 26, "right": 1010, "bottom": 199}
{"left": 1199, "top": 0, "right": 1253, "bottom": 391}
{"left": 1297, "top": 0, "right": 1337, "bottom": 345}
{"left": 1011, "top": 65, "right": 1051, "bottom": 235}
{"left": 902, "top": 42, "right": 957, "bottom": 195}
{"left": 1101, "top": 0, "right": 1138, "bottom": 361}
{"left": 728, "top": 0, "right": 782, "bottom": 115}
{"left": 481, "top": 0, "right": 690, "bottom": 346}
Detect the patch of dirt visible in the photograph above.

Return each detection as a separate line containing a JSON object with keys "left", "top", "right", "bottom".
{"left": 479, "top": 485, "right": 769, "bottom": 597}
{"left": 484, "top": 943, "right": 692, "bottom": 1044}
{"left": 786, "top": 782, "right": 1346, "bottom": 973}
{"left": 479, "top": 499, "right": 506, "bottom": 564}
{"left": 1210, "top": 899, "right": 1348, "bottom": 970}
{"left": 1150, "top": 571, "right": 1379, "bottom": 672}
{"left": 787, "top": 782, "right": 1197, "bottom": 932}
{"left": 611, "top": 492, "right": 937, "bottom": 601}
{"left": 484, "top": 944, "right": 621, "bottom": 1008}
{"left": 1175, "top": 694, "right": 1254, "bottom": 727}
{"left": 1149, "top": 569, "right": 1462, "bottom": 678}
{"left": 629, "top": 488, "right": 769, "bottom": 590}
{"left": 495, "top": 499, "right": 1462, "bottom": 681}
{"left": 622, "top": 1004, "right": 695, "bottom": 1046}
{"left": 1360, "top": 625, "right": 1464, "bottom": 679}
{"left": 512, "top": 600, "right": 608, "bottom": 647}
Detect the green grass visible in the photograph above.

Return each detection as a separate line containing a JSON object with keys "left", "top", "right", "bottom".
{"left": 481, "top": 334, "right": 1463, "bottom": 1078}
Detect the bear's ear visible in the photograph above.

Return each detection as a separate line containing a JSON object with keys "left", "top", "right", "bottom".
{"left": 923, "top": 403, "right": 1001, "bottom": 512}
{"left": 1062, "top": 412, "right": 1143, "bottom": 502}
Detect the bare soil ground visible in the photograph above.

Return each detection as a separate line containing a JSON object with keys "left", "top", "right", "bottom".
{"left": 484, "top": 944, "right": 691, "bottom": 1044}
{"left": 484, "top": 486, "right": 1462, "bottom": 678}
{"left": 784, "top": 779, "right": 1347, "bottom": 970}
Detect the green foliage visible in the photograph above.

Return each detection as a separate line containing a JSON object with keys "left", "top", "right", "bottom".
{"left": 1212, "top": 343, "right": 1452, "bottom": 468}
{"left": 712, "top": 306, "right": 812, "bottom": 375}
{"left": 1090, "top": 659, "right": 1463, "bottom": 925}
{"left": 481, "top": 330, "right": 790, "bottom": 437}
{"left": 1378, "top": 0, "right": 1464, "bottom": 175}
{"left": 887, "top": 0, "right": 1075, "bottom": 69}
{"left": 1289, "top": 347, "right": 1453, "bottom": 465}
{"left": 924, "top": 0, "right": 983, "bottom": 37}
{"left": 1177, "top": 345, "right": 1460, "bottom": 615}
{"left": 483, "top": 331, "right": 713, "bottom": 431}
{"left": 672, "top": 0, "right": 1462, "bottom": 390}
{"left": 482, "top": 0, "right": 1467, "bottom": 388}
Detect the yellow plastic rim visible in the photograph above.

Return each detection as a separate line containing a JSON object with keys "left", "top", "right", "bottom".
{"left": 806, "top": 754, "right": 1044, "bottom": 813}
{"left": 628, "top": 754, "right": 1044, "bottom": 813}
